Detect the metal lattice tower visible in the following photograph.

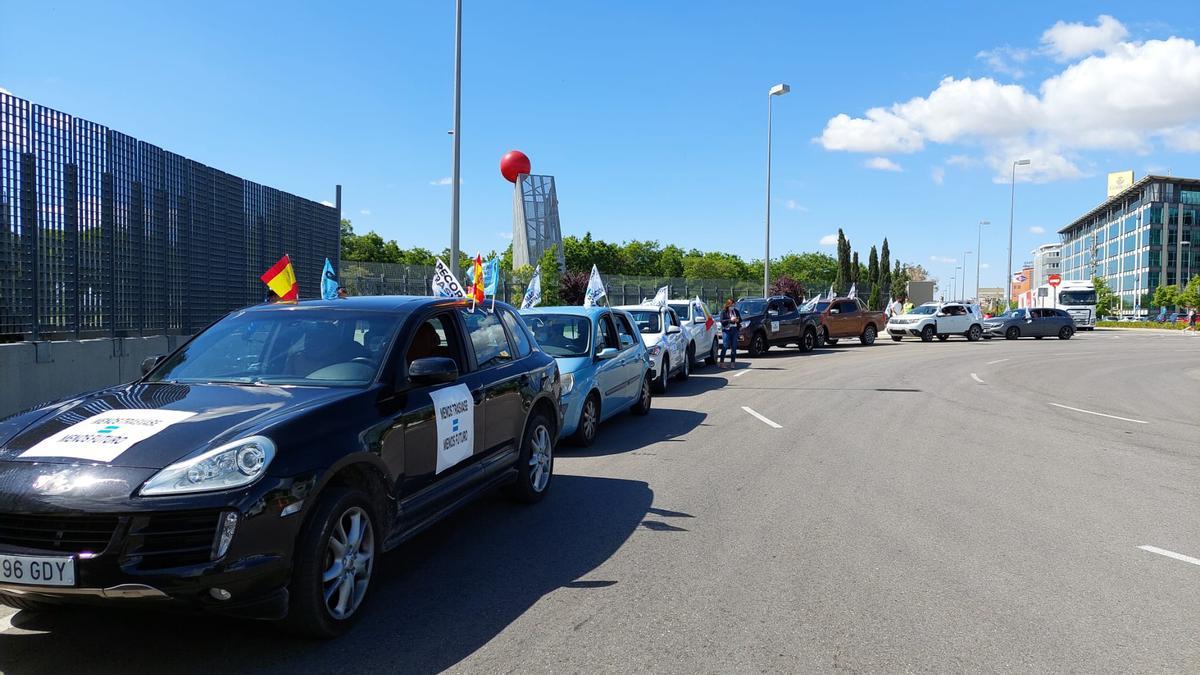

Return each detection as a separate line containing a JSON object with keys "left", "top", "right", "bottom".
{"left": 511, "top": 174, "right": 565, "bottom": 272}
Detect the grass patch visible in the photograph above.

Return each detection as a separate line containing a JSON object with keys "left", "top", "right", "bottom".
{"left": 1096, "top": 321, "right": 1189, "bottom": 330}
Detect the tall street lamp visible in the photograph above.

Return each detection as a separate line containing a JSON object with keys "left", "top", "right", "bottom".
{"left": 1006, "top": 159, "right": 1031, "bottom": 307}
{"left": 976, "top": 220, "right": 989, "bottom": 302}
{"left": 764, "top": 83, "right": 790, "bottom": 298}
{"left": 961, "top": 252, "right": 972, "bottom": 300}
{"left": 448, "top": 0, "right": 464, "bottom": 281}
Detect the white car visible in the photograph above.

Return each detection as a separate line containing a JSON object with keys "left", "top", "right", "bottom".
{"left": 886, "top": 301, "right": 984, "bottom": 342}
{"left": 667, "top": 299, "right": 720, "bottom": 368}
{"left": 618, "top": 304, "right": 690, "bottom": 392}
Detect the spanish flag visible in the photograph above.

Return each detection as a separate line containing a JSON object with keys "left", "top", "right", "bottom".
{"left": 469, "top": 254, "right": 485, "bottom": 305}
{"left": 261, "top": 254, "right": 299, "bottom": 301}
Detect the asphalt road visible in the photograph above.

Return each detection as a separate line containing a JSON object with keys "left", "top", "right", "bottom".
{"left": 2, "top": 328, "right": 1198, "bottom": 673}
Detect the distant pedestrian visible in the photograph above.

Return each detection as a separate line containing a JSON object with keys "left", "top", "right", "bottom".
{"left": 1188, "top": 307, "right": 1197, "bottom": 331}
{"left": 889, "top": 295, "right": 905, "bottom": 317}
{"left": 336, "top": 286, "right": 349, "bottom": 299}
{"left": 718, "top": 298, "right": 741, "bottom": 368}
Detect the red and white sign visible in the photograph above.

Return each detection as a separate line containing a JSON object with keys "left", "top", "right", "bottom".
{"left": 1047, "top": 274, "right": 1062, "bottom": 287}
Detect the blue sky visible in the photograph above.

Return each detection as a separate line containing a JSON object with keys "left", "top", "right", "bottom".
{"left": 2, "top": 1, "right": 1198, "bottom": 293}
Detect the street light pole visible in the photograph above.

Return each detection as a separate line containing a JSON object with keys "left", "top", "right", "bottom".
{"left": 976, "top": 220, "right": 989, "bottom": 302}
{"left": 961, "top": 253, "right": 972, "bottom": 300}
{"left": 449, "top": 0, "right": 463, "bottom": 281}
{"left": 954, "top": 266, "right": 962, "bottom": 300}
{"left": 1006, "top": 159, "right": 1031, "bottom": 308}
{"left": 764, "top": 83, "right": 790, "bottom": 298}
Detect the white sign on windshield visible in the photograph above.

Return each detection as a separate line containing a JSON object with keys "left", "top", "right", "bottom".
{"left": 20, "top": 409, "right": 197, "bottom": 463}
{"left": 430, "top": 384, "right": 474, "bottom": 474}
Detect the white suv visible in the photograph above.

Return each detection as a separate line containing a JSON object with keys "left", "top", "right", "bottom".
{"left": 617, "top": 304, "right": 690, "bottom": 392}
{"left": 667, "top": 300, "right": 720, "bottom": 368}
{"left": 886, "top": 302, "right": 984, "bottom": 342}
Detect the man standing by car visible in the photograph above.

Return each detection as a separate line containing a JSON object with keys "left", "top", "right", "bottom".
{"left": 718, "top": 298, "right": 741, "bottom": 368}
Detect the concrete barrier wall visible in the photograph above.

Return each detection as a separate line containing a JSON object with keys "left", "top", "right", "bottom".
{"left": 0, "top": 336, "right": 189, "bottom": 419}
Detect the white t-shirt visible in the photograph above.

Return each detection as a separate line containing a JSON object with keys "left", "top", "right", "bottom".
{"left": 888, "top": 300, "right": 903, "bottom": 316}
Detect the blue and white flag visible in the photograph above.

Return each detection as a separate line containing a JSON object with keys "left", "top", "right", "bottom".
{"left": 826, "top": 284, "right": 835, "bottom": 301}
{"left": 483, "top": 256, "right": 500, "bottom": 296}
{"left": 801, "top": 294, "right": 820, "bottom": 311}
{"left": 847, "top": 283, "right": 857, "bottom": 300}
{"left": 649, "top": 285, "right": 669, "bottom": 307}
{"left": 321, "top": 258, "right": 339, "bottom": 300}
{"left": 583, "top": 264, "right": 607, "bottom": 307}
{"left": 520, "top": 265, "right": 542, "bottom": 309}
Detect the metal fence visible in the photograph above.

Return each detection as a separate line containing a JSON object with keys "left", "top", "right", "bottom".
{"left": 338, "top": 261, "right": 851, "bottom": 309}
{"left": 0, "top": 92, "right": 340, "bottom": 341}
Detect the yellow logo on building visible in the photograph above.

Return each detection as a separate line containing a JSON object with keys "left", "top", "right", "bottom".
{"left": 1107, "top": 170, "right": 1134, "bottom": 198}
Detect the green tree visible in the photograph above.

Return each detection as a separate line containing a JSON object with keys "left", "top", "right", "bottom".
{"left": 878, "top": 238, "right": 892, "bottom": 300}
{"left": 1180, "top": 274, "right": 1200, "bottom": 310}
{"left": 563, "top": 232, "right": 623, "bottom": 275}
{"left": 683, "top": 251, "right": 751, "bottom": 280}
{"left": 835, "top": 229, "right": 849, "bottom": 293}
{"left": 621, "top": 240, "right": 662, "bottom": 275}
{"left": 867, "top": 246, "right": 880, "bottom": 309}
{"left": 1152, "top": 283, "right": 1179, "bottom": 309}
{"left": 1093, "top": 276, "right": 1118, "bottom": 316}
{"left": 851, "top": 251, "right": 860, "bottom": 285}
{"left": 537, "top": 244, "right": 562, "bottom": 305}
{"left": 659, "top": 245, "right": 685, "bottom": 277}
{"left": 774, "top": 252, "right": 837, "bottom": 290}
{"left": 891, "top": 260, "right": 908, "bottom": 299}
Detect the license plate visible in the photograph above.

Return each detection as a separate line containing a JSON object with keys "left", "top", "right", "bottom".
{"left": 0, "top": 554, "right": 75, "bottom": 587}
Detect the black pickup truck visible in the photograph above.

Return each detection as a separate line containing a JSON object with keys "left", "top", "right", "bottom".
{"left": 733, "top": 296, "right": 822, "bottom": 356}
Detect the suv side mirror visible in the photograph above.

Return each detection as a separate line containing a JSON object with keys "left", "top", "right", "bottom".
{"left": 406, "top": 357, "right": 459, "bottom": 388}
{"left": 666, "top": 325, "right": 682, "bottom": 335}
{"left": 141, "top": 355, "right": 165, "bottom": 375}
{"left": 596, "top": 347, "right": 619, "bottom": 360}
{"left": 829, "top": 308, "right": 839, "bottom": 314}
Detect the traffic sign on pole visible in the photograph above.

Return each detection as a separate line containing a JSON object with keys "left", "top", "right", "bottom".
{"left": 1047, "top": 274, "right": 1062, "bottom": 287}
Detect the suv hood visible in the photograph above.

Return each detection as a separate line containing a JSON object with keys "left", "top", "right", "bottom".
{"left": 641, "top": 333, "right": 664, "bottom": 348}
{"left": 0, "top": 382, "right": 360, "bottom": 470}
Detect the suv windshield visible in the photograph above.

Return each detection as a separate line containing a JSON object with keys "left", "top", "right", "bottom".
{"left": 627, "top": 310, "right": 663, "bottom": 334}
{"left": 148, "top": 309, "right": 398, "bottom": 386}
{"left": 736, "top": 299, "right": 767, "bottom": 316}
{"left": 1058, "top": 290, "right": 1096, "bottom": 305}
{"left": 523, "top": 314, "right": 591, "bottom": 358}
{"left": 909, "top": 305, "right": 938, "bottom": 315}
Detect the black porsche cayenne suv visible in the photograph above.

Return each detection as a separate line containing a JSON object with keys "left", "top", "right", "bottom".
{"left": 0, "top": 296, "right": 561, "bottom": 637}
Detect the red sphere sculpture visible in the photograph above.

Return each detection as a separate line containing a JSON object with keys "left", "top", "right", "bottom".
{"left": 500, "top": 150, "right": 531, "bottom": 183}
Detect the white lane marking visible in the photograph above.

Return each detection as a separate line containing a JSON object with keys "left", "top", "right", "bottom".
{"left": 733, "top": 368, "right": 753, "bottom": 378}
{"left": 970, "top": 373, "right": 986, "bottom": 384}
{"left": 741, "top": 406, "right": 782, "bottom": 428}
{"left": 1138, "top": 545, "right": 1200, "bottom": 567}
{"left": 986, "top": 358, "right": 1010, "bottom": 365}
{"left": 1048, "top": 402, "right": 1148, "bottom": 424}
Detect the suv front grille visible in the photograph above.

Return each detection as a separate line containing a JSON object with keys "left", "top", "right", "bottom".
{"left": 122, "top": 511, "right": 221, "bottom": 570}
{"left": 0, "top": 513, "right": 119, "bottom": 554}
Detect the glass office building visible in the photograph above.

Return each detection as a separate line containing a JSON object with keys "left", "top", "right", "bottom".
{"left": 1058, "top": 176, "right": 1200, "bottom": 312}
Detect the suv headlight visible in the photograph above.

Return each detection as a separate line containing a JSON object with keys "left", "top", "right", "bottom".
{"left": 560, "top": 372, "right": 575, "bottom": 396}
{"left": 140, "top": 436, "right": 276, "bottom": 496}
{"left": 647, "top": 344, "right": 663, "bottom": 357}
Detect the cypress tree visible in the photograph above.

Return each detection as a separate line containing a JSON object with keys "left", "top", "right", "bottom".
{"left": 878, "top": 238, "right": 892, "bottom": 302}
{"left": 867, "top": 246, "right": 880, "bottom": 309}
{"left": 835, "top": 229, "right": 848, "bottom": 293}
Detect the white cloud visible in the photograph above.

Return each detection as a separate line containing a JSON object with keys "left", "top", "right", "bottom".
{"left": 865, "top": 157, "right": 903, "bottom": 172}
{"left": 930, "top": 255, "right": 957, "bottom": 264}
{"left": 320, "top": 200, "right": 335, "bottom": 207}
{"left": 429, "top": 176, "right": 463, "bottom": 186}
{"left": 498, "top": 231, "right": 513, "bottom": 240}
{"left": 976, "top": 45, "right": 1032, "bottom": 78}
{"left": 819, "top": 234, "right": 838, "bottom": 246}
{"left": 946, "top": 154, "right": 977, "bottom": 167}
{"left": 359, "top": 209, "right": 371, "bottom": 216}
{"left": 931, "top": 166, "right": 945, "bottom": 185}
{"left": 814, "top": 18, "right": 1200, "bottom": 182}
{"left": 784, "top": 199, "right": 807, "bottom": 211}
{"left": 1042, "top": 15, "right": 1128, "bottom": 61}
{"left": 981, "top": 263, "right": 991, "bottom": 269}
{"left": 1029, "top": 226, "right": 1046, "bottom": 234}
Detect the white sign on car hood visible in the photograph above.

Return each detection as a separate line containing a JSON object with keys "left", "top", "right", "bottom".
{"left": 20, "top": 409, "right": 197, "bottom": 463}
